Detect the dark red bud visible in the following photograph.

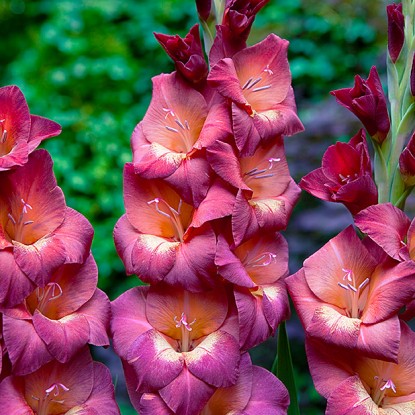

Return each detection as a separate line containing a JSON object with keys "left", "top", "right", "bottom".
{"left": 196, "top": 0, "right": 212, "bottom": 21}
{"left": 411, "top": 53, "right": 415, "bottom": 96}
{"left": 387, "top": 3, "right": 404, "bottom": 63}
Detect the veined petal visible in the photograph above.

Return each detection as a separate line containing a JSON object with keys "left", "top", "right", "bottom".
{"left": 0, "top": 377, "right": 34, "bottom": 414}
{"left": 111, "top": 287, "right": 152, "bottom": 359}
{"left": 355, "top": 203, "right": 410, "bottom": 260}
{"left": 299, "top": 167, "right": 334, "bottom": 202}
{"left": 185, "top": 330, "right": 240, "bottom": 387}
{"left": 159, "top": 367, "right": 215, "bottom": 415}
{"left": 232, "top": 189, "right": 258, "bottom": 246}
{"left": 262, "top": 282, "right": 291, "bottom": 330}
{"left": 32, "top": 311, "right": 90, "bottom": 363}
{"left": 3, "top": 314, "right": 53, "bottom": 375}
{"left": 139, "top": 393, "right": 173, "bottom": 415}
{"left": 127, "top": 329, "right": 184, "bottom": 391}
{"left": 142, "top": 72, "right": 208, "bottom": 154}
{"left": 146, "top": 284, "right": 228, "bottom": 341}
{"left": 27, "top": 114, "right": 61, "bottom": 153}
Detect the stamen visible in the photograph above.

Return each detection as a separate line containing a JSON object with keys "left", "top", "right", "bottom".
{"left": 1, "top": 129, "right": 7, "bottom": 143}
{"left": 252, "top": 85, "right": 272, "bottom": 92}
{"left": 247, "top": 252, "right": 277, "bottom": 268}
{"left": 21, "top": 199, "right": 33, "bottom": 214}
{"left": 380, "top": 379, "right": 397, "bottom": 393}
{"left": 7, "top": 213, "right": 16, "bottom": 225}
{"left": 45, "top": 383, "right": 70, "bottom": 396}
{"left": 247, "top": 77, "right": 262, "bottom": 89}
{"left": 252, "top": 173, "right": 274, "bottom": 179}
{"left": 359, "top": 278, "right": 369, "bottom": 290}
{"left": 245, "top": 167, "right": 267, "bottom": 176}
{"left": 268, "top": 157, "right": 281, "bottom": 169}
{"left": 174, "top": 312, "right": 196, "bottom": 332}
{"left": 185, "top": 120, "right": 190, "bottom": 130}
{"left": 24, "top": 220, "right": 34, "bottom": 226}
{"left": 174, "top": 119, "right": 185, "bottom": 130}
{"left": 242, "top": 77, "right": 253, "bottom": 89}
{"left": 147, "top": 198, "right": 171, "bottom": 218}
{"left": 165, "top": 125, "right": 179, "bottom": 133}
{"left": 347, "top": 284, "right": 357, "bottom": 293}
{"left": 338, "top": 282, "right": 349, "bottom": 290}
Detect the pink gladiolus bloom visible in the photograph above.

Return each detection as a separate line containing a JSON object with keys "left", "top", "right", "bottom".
{"left": 0, "top": 347, "right": 120, "bottom": 414}
{"left": 135, "top": 353, "right": 289, "bottom": 415}
{"left": 114, "top": 164, "right": 219, "bottom": 291}
{"left": 287, "top": 226, "right": 415, "bottom": 362}
{"left": 208, "top": 139, "right": 300, "bottom": 245}
{"left": 208, "top": 34, "right": 303, "bottom": 156}
{"left": 0, "top": 85, "right": 61, "bottom": 171}
{"left": 216, "top": 233, "right": 290, "bottom": 349}
{"left": 2, "top": 255, "right": 110, "bottom": 375}
{"left": 111, "top": 284, "right": 240, "bottom": 414}
{"left": 131, "top": 72, "right": 231, "bottom": 205}
{"left": 331, "top": 67, "right": 390, "bottom": 143}
{"left": 300, "top": 129, "right": 378, "bottom": 215}
{"left": 307, "top": 321, "right": 415, "bottom": 414}
{"left": 0, "top": 150, "right": 93, "bottom": 307}
{"left": 154, "top": 25, "right": 208, "bottom": 84}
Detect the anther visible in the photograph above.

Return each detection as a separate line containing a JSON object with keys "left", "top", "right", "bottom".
{"left": 147, "top": 198, "right": 171, "bottom": 218}
{"left": 252, "top": 85, "right": 272, "bottom": 92}
{"left": 175, "top": 119, "right": 185, "bottom": 130}
{"left": 1, "top": 129, "right": 7, "bottom": 143}
{"left": 338, "top": 282, "right": 349, "bottom": 290}
{"left": 185, "top": 120, "right": 190, "bottom": 130}
{"left": 24, "top": 220, "right": 34, "bottom": 226}
{"left": 165, "top": 125, "right": 179, "bottom": 133}
{"left": 358, "top": 278, "right": 369, "bottom": 290}
{"left": 7, "top": 213, "right": 16, "bottom": 225}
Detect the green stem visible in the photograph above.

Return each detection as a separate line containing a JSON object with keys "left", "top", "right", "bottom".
{"left": 272, "top": 322, "right": 300, "bottom": 415}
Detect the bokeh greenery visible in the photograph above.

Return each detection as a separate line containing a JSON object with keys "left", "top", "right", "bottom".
{"left": 0, "top": 0, "right": 388, "bottom": 413}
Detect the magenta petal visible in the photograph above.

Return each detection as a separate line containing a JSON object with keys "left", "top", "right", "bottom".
{"left": 139, "top": 393, "right": 173, "bottom": 414}
{"left": 244, "top": 366, "right": 289, "bottom": 415}
{"left": 185, "top": 331, "right": 240, "bottom": 387}
{"left": 0, "top": 376, "right": 34, "bottom": 414}
{"left": 358, "top": 317, "right": 400, "bottom": 362}
{"left": 262, "top": 282, "right": 290, "bottom": 330}
{"left": 0, "top": 139, "right": 28, "bottom": 171}
{"left": 27, "top": 114, "right": 61, "bottom": 153}
{"left": 3, "top": 315, "right": 53, "bottom": 375}
{"left": 159, "top": 367, "right": 215, "bottom": 415}
{"left": 13, "top": 234, "right": 66, "bottom": 286}
{"left": 55, "top": 207, "right": 94, "bottom": 264}
{"left": 355, "top": 203, "right": 410, "bottom": 260}
{"left": 113, "top": 214, "right": 139, "bottom": 275}
{"left": 77, "top": 289, "right": 111, "bottom": 346}
{"left": 127, "top": 329, "right": 184, "bottom": 391}
{"left": 132, "top": 234, "right": 178, "bottom": 284}
{"left": 32, "top": 310, "right": 90, "bottom": 362}
{"left": 300, "top": 167, "right": 334, "bottom": 201}
{"left": 163, "top": 226, "right": 217, "bottom": 291}
{"left": 191, "top": 178, "right": 236, "bottom": 228}
{"left": 111, "top": 287, "right": 152, "bottom": 358}
{"left": 164, "top": 154, "right": 212, "bottom": 206}
{"left": 215, "top": 234, "right": 256, "bottom": 287}
{"left": 232, "top": 190, "right": 258, "bottom": 246}
{"left": 73, "top": 362, "right": 120, "bottom": 414}
{"left": 235, "top": 288, "right": 273, "bottom": 350}
{"left": 0, "top": 249, "right": 34, "bottom": 308}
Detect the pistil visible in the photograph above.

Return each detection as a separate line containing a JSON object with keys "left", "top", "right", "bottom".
{"left": 36, "top": 282, "right": 63, "bottom": 314}
{"left": 372, "top": 376, "right": 397, "bottom": 407}
{"left": 174, "top": 312, "right": 196, "bottom": 352}
{"left": 32, "top": 382, "right": 69, "bottom": 415}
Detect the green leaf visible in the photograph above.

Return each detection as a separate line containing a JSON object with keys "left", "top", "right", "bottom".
{"left": 272, "top": 322, "right": 300, "bottom": 415}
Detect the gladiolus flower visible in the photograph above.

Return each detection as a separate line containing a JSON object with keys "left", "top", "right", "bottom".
{"left": 300, "top": 129, "right": 378, "bottom": 215}
{"left": 154, "top": 25, "right": 208, "bottom": 84}
{"left": 2, "top": 255, "right": 110, "bottom": 375}
{"left": 114, "top": 164, "right": 219, "bottom": 291}
{"left": 135, "top": 353, "right": 289, "bottom": 415}
{"left": 0, "top": 150, "right": 93, "bottom": 307}
{"left": 111, "top": 284, "right": 240, "bottom": 414}
{"left": 307, "top": 321, "right": 415, "bottom": 414}
{"left": 0, "top": 347, "right": 120, "bottom": 414}
{"left": 0, "top": 85, "right": 61, "bottom": 171}
{"left": 387, "top": 3, "right": 404, "bottom": 63}
{"left": 216, "top": 232, "right": 290, "bottom": 349}
{"left": 287, "top": 226, "right": 415, "bottom": 362}
{"left": 331, "top": 67, "right": 390, "bottom": 143}
{"left": 208, "top": 34, "right": 303, "bottom": 156}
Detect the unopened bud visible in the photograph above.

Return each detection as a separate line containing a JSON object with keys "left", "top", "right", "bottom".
{"left": 387, "top": 3, "right": 404, "bottom": 63}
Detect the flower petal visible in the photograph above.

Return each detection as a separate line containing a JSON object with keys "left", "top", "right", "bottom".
{"left": 0, "top": 376, "right": 34, "bottom": 414}
{"left": 27, "top": 114, "right": 61, "bottom": 153}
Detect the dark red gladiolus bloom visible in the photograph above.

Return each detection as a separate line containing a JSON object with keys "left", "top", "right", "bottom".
{"left": 387, "top": 3, "right": 404, "bottom": 63}
{"left": 300, "top": 129, "right": 378, "bottom": 215}
{"left": 0, "top": 86, "right": 61, "bottom": 171}
{"left": 154, "top": 25, "right": 208, "bottom": 84}
{"left": 399, "top": 132, "right": 415, "bottom": 186}
{"left": 331, "top": 67, "right": 390, "bottom": 143}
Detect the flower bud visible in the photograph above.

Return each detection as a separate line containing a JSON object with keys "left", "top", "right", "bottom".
{"left": 196, "top": 0, "right": 212, "bottom": 21}
{"left": 387, "top": 3, "right": 404, "bottom": 63}
{"left": 411, "top": 53, "right": 415, "bottom": 97}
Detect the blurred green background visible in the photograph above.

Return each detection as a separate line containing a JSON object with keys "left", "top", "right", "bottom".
{"left": 0, "top": 0, "right": 388, "bottom": 413}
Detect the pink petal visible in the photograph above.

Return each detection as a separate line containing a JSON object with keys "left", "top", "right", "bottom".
{"left": 27, "top": 114, "right": 61, "bottom": 153}
{"left": 55, "top": 207, "right": 94, "bottom": 264}
{"left": 355, "top": 203, "right": 410, "bottom": 260}
{"left": 262, "top": 282, "right": 291, "bottom": 329}
{"left": 77, "top": 289, "right": 110, "bottom": 346}
{"left": 244, "top": 366, "right": 290, "bottom": 414}
{"left": 159, "top": 367, "right": 215, "bottom": 415}
{"left": 111, "top": 287, "right": 152, "bottom": 358}
{"left": 13, "top": 234, "right": 66, "bottom": 286}
{"left": 185, "top": 330, "right": 240, "bottom": 387}
{"left": 0, "top": 139, "right": 28, "bottom": 171}
{"left": 0, "top": 249, "right": 34, "bottom": 308}
{"left": 299, "top": 167, "right": 334, "bottom": 202}
{"left": 3, "top": 315, "right": 53, "bottom": 375}
{"left": 127, "top": 329, "right": 184, "bottom": 391}
{"left": 232, "top": 189, "right": 259, "bottom": 246}
{"left": 32, "top": 310, "right": 90, "bottom": 363}
{"left": 139, "top": 393, "right": 173, "bottom": 414}
{"left": 0, "top": 376, "right": 34, "bottom": 414}
{"left": 191, "top": 178, "right": 236, "bottom": 228}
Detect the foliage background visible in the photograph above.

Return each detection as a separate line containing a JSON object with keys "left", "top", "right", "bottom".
{"left": 0, "top": 0, "right": 388, "bottom": 413}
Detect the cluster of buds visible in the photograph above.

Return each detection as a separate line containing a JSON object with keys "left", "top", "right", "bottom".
{"left": 111, "top": 0, "right": 303, "bottom": 413}
{"left": 289, "top": 1, "right": 415, "bottom": 413}
{"left": 0, "top": 86, "right": 119, "bottom": 413}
